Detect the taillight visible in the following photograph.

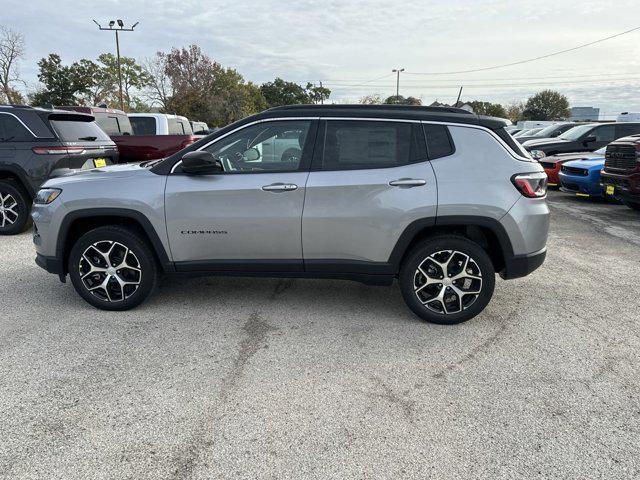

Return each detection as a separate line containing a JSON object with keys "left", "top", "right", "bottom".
{"left": 512, "top": 172, "right": 547, "bottom": 198}
{"left": 32, "top": 146, "right": 85, "bottom": 155}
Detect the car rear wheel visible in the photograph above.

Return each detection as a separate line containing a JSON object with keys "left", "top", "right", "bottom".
{"left": 68, "top": 226, "right": 158, "bottom": 311}
{"left": 399, "top": 235, "right": 495, "bottom": 325}
{"left": 0, "top": 180, "right": 30, "bottom": 236}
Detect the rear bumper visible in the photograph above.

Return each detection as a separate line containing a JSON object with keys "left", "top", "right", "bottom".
{"left": 501, "top": 248, "right": 546, "bottom": 280}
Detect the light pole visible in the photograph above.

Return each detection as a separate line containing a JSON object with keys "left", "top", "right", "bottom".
{"left": 392, "top": 68, "right": 404, "bottom": 97}
{"left": 92, "top": 19, "right": 139, "bottom": 111}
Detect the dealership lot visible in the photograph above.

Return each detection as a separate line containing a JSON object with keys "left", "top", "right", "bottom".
{"left": 0, "top": 191, "right": 638, "bottom": 479}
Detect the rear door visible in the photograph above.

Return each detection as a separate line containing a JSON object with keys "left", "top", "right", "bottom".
{"left": 164, "top": 119, "right": 317, "bottom": 269}
{"left": 302, "top": 119, "right": 437, "bottom": 271}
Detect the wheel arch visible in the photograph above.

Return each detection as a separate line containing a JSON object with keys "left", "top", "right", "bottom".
{"left": 389, "top": 216, "right": 514, "bottom": 274}
{"left": 0, "top": 166, "right": 35, "bottom": 199}
{"left": 57, "top": 208, "right": 174, "bottom": 275}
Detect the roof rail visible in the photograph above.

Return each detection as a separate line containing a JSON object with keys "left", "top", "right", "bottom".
{"left": 267, "top": 104, "right": 474, "bottom": 115}
{"left": 0, "top": 104, "right": 34, "bottom": 109}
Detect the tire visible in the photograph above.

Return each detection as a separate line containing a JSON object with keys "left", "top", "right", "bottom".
{"left": 399, "top": 235, "right": 495, "bottom": 325}
{"left": 68, "top": 226, "right": 158, "bottom": 311}
{"left": 0, "top": 179, "right": 31, "bottom": 235}
{"left": 622, "top": 200, "right": 640, "bottom": 211}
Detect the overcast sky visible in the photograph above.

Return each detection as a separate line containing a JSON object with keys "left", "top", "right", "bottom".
{"left": 5, "top": 0, "right": 640, "bottom": 117}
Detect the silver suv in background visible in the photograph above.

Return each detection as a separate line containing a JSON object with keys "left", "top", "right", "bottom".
{"left": 32, "top": 105, "right": 549, "bottom": 324}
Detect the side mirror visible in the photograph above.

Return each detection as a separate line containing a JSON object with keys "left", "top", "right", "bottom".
{"left": 244, "top": 147, "right": 261, "bottom": 162}
{"left": 583, "top": 135, "right": 596, "bottom": 144}
{"left": 181, "top": 151, "right": 223, "bottom": 174}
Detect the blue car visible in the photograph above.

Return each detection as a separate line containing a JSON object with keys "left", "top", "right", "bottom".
{"left": 559, "top": 155, "right": 606, "bottom": 197}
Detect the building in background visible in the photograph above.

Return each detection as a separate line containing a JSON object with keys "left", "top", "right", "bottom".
{"left": 570, "top": 107, "right": 600, "bottom": 121}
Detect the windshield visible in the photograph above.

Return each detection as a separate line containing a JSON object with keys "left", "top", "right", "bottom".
{"left": 50, "top": 119, "right": 111, "bottom": 142}
{"left": 560, "top": 125, "right": 594, "bottom": 141}
{"left": 536, "top": 124, "right": 566, "bottom": 138}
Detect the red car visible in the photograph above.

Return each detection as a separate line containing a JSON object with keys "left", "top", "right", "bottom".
{"left": 539, "top": 147, "right": 606, "bottom": 187}
{"left": 58, "top": 106, "right": 199, "bottom": 163}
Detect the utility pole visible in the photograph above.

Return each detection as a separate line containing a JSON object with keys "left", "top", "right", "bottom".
{"left": 92, "top": 19, "right": 139, "bottom": 111}
{"left": 319, "top": 81, "right": 324, "bottom": 104}
{"left": 392, "top": 68, "right": 405, "bottom": 97}
{"left": 456, "top": 86, "right": 463, "bottom": 106}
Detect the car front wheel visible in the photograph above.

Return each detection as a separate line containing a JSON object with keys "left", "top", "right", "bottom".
{"left": 68, "top": 226, "right": 158, "bottom": 311}
{"left": 399, "top": 235, "right": 495, "bottom": 324}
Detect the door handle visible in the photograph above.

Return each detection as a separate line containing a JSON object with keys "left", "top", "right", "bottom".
{"left": 262, "top": 183, "right": 298, "bottom": 192}
{"left": 389, "top": 178, "right": 426, "bottom": 187}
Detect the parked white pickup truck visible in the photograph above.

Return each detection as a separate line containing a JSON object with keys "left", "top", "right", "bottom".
{"left": 128, "top": 113, "right": 194, "bottom": 135}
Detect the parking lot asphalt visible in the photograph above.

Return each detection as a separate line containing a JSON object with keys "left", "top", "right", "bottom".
{"left": 1, "top": 190, "right": 639, "bottom": 480}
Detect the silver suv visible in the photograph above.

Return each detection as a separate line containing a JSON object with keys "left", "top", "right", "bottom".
{"left": 32, "top": 105, "right": 549, "bottom": 324}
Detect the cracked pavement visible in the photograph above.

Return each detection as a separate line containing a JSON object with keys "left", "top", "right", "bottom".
{"left": 0, "top": 190, "right": 639, "bottom": 479}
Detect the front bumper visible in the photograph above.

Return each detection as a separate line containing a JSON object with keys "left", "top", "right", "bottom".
{"left": 501, "top": 248, "right": 546, "bottom": 279}
{"left": 601, "top": 170, "right": 640, "bottom": 201}
{"left": 559, "top": 171, "right": 603, "bottom": 197}
{"left": 35, "top": 252, "right": 63, "bottom": 274}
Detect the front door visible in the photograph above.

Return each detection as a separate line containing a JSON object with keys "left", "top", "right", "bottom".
{"left": 165, "top": 119, "right": 316, "bottom": 271}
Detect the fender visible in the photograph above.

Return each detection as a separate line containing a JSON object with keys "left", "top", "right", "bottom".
{"left": 55, "top": 208, "right": 174, "bottom": 272}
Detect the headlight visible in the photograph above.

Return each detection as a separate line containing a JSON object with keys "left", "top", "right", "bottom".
{"left": 34, "top": 188, "right": 62, "bottom": 205}
{"left": 530, "top": 150, "right": 546, "bottom": 160}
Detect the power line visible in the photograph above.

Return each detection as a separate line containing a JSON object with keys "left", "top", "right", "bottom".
{"left": 403, "top": 25, "right": 640, "bottom": 75}
{"left": 322, "top": 76, "right": 640, "bottom": 89}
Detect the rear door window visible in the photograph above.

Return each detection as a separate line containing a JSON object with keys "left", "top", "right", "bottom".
{"left": 0, "top": 114, "right": 33, "bottom": 141}
{"left": 94, "top": 112, "right": 133, "bottom": 135}
{"left": 130, "top": 116, "right": 157, "bottom": 135}
{"left": 615, "top": 123, "right": 640, "bottom": 139}
{"left": 168, "top": 118, "right": 193, "bottom": 135}
{"left": 321, "top": 120, "right": 425, "bottom": 170}
{"left": 49, "top": 118, "right": 111, "bottom": 142}
{"left": 593, "top": 125, "right": 616, "bottom": 142}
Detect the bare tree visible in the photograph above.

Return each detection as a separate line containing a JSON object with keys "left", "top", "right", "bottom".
{"left": 142, "top": 53, "right": 173, "bottom": 110}
{"left": 0, "top": 26, "right": 25, "bottom": 104}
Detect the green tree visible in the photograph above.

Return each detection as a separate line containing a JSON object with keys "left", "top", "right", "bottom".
{"left": 359, "top": 93, "right": 383, "bottom": 104}
{"left": 29, "top": 53, "right": 94, "bottom": 106}
{"left": 94, "top": 53, "right": 151, "bottom": 110}
{"left": 306, "top": 82, "right": 331, "bottom": 104}
{"left": 260, "top": 78, "right": 310, "bottom": 108}
{"left": 467, "top": 100, "right": 507, "bottom": 118}
{"left": 522, "top": 90, "right": 570, "bottom": 120}
{"left": 384, "top": 95, "right": 422, "bottom": 105}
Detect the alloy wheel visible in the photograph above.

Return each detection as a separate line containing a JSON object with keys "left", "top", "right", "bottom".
{"left": 413, "top": 250, "right": 483, "bottom": 314}
{"left": 0, "top": 192, "right": 19, "bottom": 228}
{"left": 79, "top": 240, "right": 142, "bottom": 302}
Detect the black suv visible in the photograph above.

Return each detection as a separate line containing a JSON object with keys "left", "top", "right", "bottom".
{"left": 523, "top": 122, "right": 640, "bottom": 160}
{"left": 0, "top": 105, "right": 118, "bottom": 235}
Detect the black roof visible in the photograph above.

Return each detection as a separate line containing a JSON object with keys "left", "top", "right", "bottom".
{"left": 257, "top": 104, "right": 506, "bottom": 129}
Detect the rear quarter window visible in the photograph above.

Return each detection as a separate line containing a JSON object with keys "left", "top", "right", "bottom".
{"left": 423, "top": 124, "right": 455, "bottom": 159}
{"left": 0, "top": 114, "right": 34, "bottom": 141}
